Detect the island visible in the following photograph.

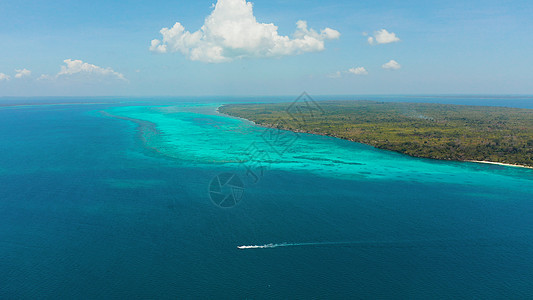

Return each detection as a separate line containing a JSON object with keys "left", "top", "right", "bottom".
{"left": 219, "top": 100, "right": 533, "bottom": 168}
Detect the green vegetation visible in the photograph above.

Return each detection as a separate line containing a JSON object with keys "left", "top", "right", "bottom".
{"left": 219, "top": 100, "right": 533, "bottom": 167}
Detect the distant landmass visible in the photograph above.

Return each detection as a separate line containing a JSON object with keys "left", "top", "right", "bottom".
{"left": 219, "top": 100, "right": 533, "bottom": 167}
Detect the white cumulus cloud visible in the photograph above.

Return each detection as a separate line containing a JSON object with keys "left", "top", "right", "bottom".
{"left": 56, "top": 59, "right": 126, "bottom": 81}
{"left": 329, "top": 66, "right": 368, "bottom": 78}
{"left": 326, "top": 71, "right": 342, "bottom": 78}
{"left": 15, "top": 68, "right": 31, "bottom": 79}
{"left": 368, "top": 29, "right": 400, "bottom": 45}
{"left": 348, "top": 67, "right": 368, "bottom": 75}
{"left": 382, "top": 60, "right": 401, "bottom": 70}
{"left": 37, "top": 59, "right": 127, "bottom": 82}
{"left": 150, "top": 0, "right": 340, "bottom": 63}
{"left": 0, "top": 73, "right": 10, "bottom": 81}
{"left": 37, "top": 74, "right": 53, "bottom": 81}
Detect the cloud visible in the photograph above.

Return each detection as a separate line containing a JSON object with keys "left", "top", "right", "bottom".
{"left": 382, "top": 60, "right": 401, "bottom": 70}
{"left": 15, "top": 68, "right": 31, "bottom": 79}
{"left": 329, "top": 66, "right": 368, "bottom": 78}
{"left": 150, "top": 0, "right": 340, "bottom": 63}
{"left": 57, "top": 59, "right": 126, "bottom": 80}
{"left": 37, "top": 74, "right": 53, "bottom": 81}
{"left": 0, "top": 73, "right": 10, "bottom": 81}
{"left": 327, "top": 71, "right": 342, "bottom": 78}
{"left": 348, "top": 67, "right": 368, "bottom": 75}
{"left": 36, "top": 59, "right": 127, "bottom": 83}
{"left": 367, "top": 29, "right": 400, "bottom": 45}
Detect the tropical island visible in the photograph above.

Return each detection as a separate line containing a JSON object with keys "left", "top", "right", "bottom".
{"left": 219, "top": 100, "right": 533, "bottom": 168}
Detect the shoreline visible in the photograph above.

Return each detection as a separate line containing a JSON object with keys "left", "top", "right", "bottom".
{"left": 466, "top": 160, "right": 533, "bottom": 169}
{"left": 217, "top": 105, "right": 533, "bottom": 170}
{"left": 215, "top": 105, "right": 257, "bottom": 124}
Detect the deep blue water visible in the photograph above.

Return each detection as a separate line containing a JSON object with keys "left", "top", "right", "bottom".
{"left": 1, "top": 97, "right": 533, "bottom": 298}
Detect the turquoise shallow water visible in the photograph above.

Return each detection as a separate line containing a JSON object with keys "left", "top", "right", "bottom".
{"left": 108, "top": 104, "right": 533, "bottom": 189}
{"left": 1, "top": 99, "right": 533, "bottom": 298}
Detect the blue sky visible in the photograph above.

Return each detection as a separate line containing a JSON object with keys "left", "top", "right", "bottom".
{"left": 0, "top": 0, "right": 532, "bottom": 96}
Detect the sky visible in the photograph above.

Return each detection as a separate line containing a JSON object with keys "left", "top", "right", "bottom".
{"left": 0, "top": 0, "right": 532, "bottom": 96}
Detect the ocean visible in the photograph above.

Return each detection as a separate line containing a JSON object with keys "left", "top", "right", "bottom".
{"left": 0, "top": 96, "right": 532, "bottom": 298}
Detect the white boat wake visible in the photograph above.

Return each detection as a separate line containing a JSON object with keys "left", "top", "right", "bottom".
{"left": 237, "top": 241, "right": 364, "bottom": 249}
{"left": 237, "top": 238, "right": 508, "bottom": 250}
{"left": 238, "top": 243, "right": 294, "bottom": 249}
